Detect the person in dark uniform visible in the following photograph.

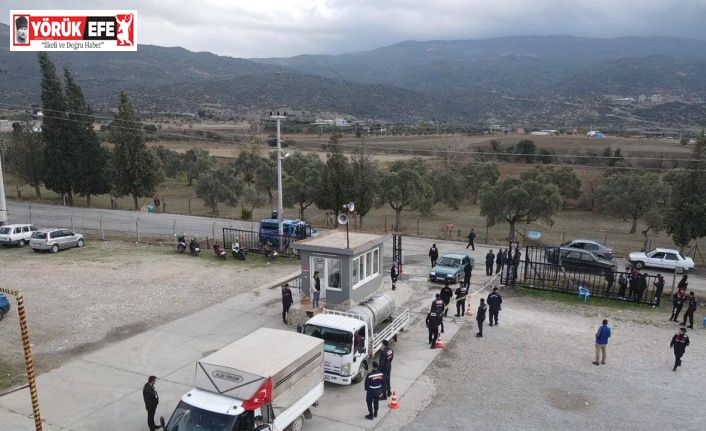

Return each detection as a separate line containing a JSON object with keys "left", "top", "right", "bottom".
{"left": 251, "top": 415, "right": 272, "bottom": 431}
{"left": 454, "top": 283, "right": 469, "bottom": 317}
{"left": 627, "top": 268, "right": 638, "bottom": 300}
{"left": 462, "top": 257, "right": 473, "bottom": 288}
{"left": 634, "top": 273, "right": 647, "bottom": 303}
{"left": 431, "top": 294, "right": 445, "bottom": 333}
{"left": 466, "top": 229, "right": 476, "bottom": 250}
{"left": 677, "top": 274, "right": 688, "bottom": 291}
{"left": 377, "top": 340, "right": 393, "bottom": 399}
{"left": 495, "top": 248, "right": 504, "bottom": 275}
{"left": 652, "top": 274, "right": 665, "bottom": 306}
{"left": 670, "top": 289, "right": 686, "bottom": 322}
{"left": 681, "top": 292, "right": 698, "bottom": 328}
{"left": 440, "top": 282, "right": 453, "bottom": 317}
{"left": 281, "top": 284, "right": 293, "bottom": 324}
{"left": 476, "top": 298, "right": 487, "bottom": 338}
{"left": 486, "top": 287, "right": 502, "bottom": 326}
{"left": 618, "top": 268, "right": 629, "bottom": 299}
{"left": 364, "top": 362, "right": 384, "bottom": 419}
{"left": 429, "top": 243, "right": 439, "bottom": 267}
{"left": 485, "top": 250, "right": 495, "bottom": 276}
{"left": 426, "top": 310, "right": 440, "bottom": 348}
{"left": 670, "top": 327, "right": 690, "bottom": 371}
{"left": 142, "top": 375, "right": 160, "bottom": 431}
{"left": 312, "top": 271, "right": 321, "bottom": 308}
{"left": 390, "top": 263, "right": 398, "bottom": 290}
{"left": 604, "top": 270, "right": 615, "bottom": 296}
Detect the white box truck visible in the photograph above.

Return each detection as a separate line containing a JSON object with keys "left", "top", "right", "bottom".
{"left": 161, "top": 328, "right": 324, "bottom": 431}
{"left": 299, "top": 293, "right": 409, "bottom": 385}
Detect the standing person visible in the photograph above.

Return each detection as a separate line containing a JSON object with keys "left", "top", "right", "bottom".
{"left": 475, "top": 298, "right": 487, "bottom": 338}
{"left": 485, "top": 250, "right": 495, "bottom": 276}
{"left": 426, "top": 310, "right": 440, "bottom": 349}
{"left": 466, "top": 229, "right": 476, "bottom": 250}
{"left": 618, "top": 268, "right": 629, "bottom": 299}
{"left": 652, "top": 274, "right": 665, "bottom": 307}
{"left": 511, "top": 247, "right": 521, "bottom": 282}
{"left": 495, "top": 248, "right": 504, "bottom": 274}
{"left": 378, "top": 340, "right": 393, "bottom": 399}
{"left": 429, "top": 243, "right": 439, "bottom": 267}
{"left": 431, "top": 294, "right": 445, "bottom": 333}
{"left": 281, "top": 283, "right": 293, "bottom": 324}
{"left": 681, "top": 292, "right": 698, "bottom": 328}
{"left": 604, "top": 270, "right": 615, "bottom": 296}
{"left": 454, "top": 283, "right": 469, "bottom": 317}
{"left": 364, "top": 362, "right": 384, "bottom": 419}
{"left": 634, "top": 273, "right": 647, "bottom": 303}
{"left": 670, "top": 289, "right": 686, "bottom": 322}
{"left": 677, "top": 274, "right": 688, "bottom": 291}
{"left": 312, "top": 271, "right": 321, "bottom": 308}
{"left": 440, "top": 282, "right": 453, "bottom": 317}
{"left": 251, "top": 415, "right": 272, "bottom": 431}
{"left": 592, "top": 319, "right": 611, "bottom": 365}
{"left": 143, "top": 375, "right": 160, "bottom": 431}
{"left": 627, "top": 268, "right": 638, "bottom": 300}
{"left": 390, "top": 263, "right": 398, "bottom": 291}
{"left": 486, "top": 287, "right": 502, "bottom": 326}
{"left": 670, "top": 327, "right": 690, "bottom": 371}
{"left": 462, "top": 257, "right": 473, "bottom": 288}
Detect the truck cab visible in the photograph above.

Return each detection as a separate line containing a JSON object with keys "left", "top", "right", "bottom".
{"left": 302, "top": 314, "right": 369, "bottom": 385}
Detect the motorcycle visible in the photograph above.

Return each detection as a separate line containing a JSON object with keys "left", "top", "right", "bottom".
{"left": 213, "top": 243, "right": 227, "bottom": 260}
{"left": 231, "top": 242, "right": 247, "bottom": 261}
{"left": 189, "top": 237, "right": 201, "bottom": 256}
{"left": 263, "top": 241, "right": 278, "bottom": 262}
{"left": 176, "top": 234, "right": 186, "bottom": 253}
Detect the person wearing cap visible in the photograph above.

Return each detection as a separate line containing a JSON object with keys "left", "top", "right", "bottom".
{"left": 475, "top": 298, "right": 487, "bottom": 337}
{"left": 487, "top": 286, "right": 502, "bottom": 326}
{"left": 15, "top": 16, "right": 29, "bottom": 44}
{"left": 142, "top": 375, "right": 161, "bottom": 430}
{"left": 250, "top": 415, "right": 272, "bottom": 431}
{"left": 670, "top": 327, "right": 690, "bottom": 371}
{"left": 431, "top": 294, "right": 445, "bottom": 333}
{"left": 390, "top": 263, "right": 398, "bottom": 291}
{"left": 281, "top": 283, "right": 293, "bottom": 324}
{"left": 681, "top": 291, "right": 698, "bottom": 328}
{"left": 426, "top": 310, "right": 441, "bottom": 348}
{"left": 592, "top": 319, "right": 611, "bottom": 366}
{"left": 364, "top": 361, "right": 384, "bottom": 420}
{"left": 378, "top": 340, "right": 393, "bottom": 400}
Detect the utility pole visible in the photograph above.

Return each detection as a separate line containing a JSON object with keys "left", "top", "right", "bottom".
{"left": 0, "top": 138, "right": 7, "bottom": 225}
{"left": 270, "top": 111, "right": 287, "bottom": 240}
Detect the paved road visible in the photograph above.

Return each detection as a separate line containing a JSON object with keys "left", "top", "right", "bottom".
{"left": 6, "top": 201, "right": 259, "bottom": 242}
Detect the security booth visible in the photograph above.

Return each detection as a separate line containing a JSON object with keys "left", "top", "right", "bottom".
{"left": 286, "top": 231, "right": 385, "bottom": 326}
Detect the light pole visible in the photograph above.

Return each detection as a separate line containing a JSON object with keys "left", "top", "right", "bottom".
{"left": 0, "top": 139, "right": 7, "bottom": 225}
{"left": 270, "top": 111, "right": 287, "bottom": 240}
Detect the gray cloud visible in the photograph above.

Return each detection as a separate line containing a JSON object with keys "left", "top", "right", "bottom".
{"left": 3, "top": 0, "right": 706, "bottom": 58}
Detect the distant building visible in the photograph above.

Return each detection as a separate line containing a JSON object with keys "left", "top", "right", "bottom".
{"left": 334, "top": 117, "right": 349, "bottom": 127}
{"left": 530, "top": 131, "right": 551, "bottom": 136}
{"left": 650, "top": 94, "right": 664, "bottom": 103}
{"left": 638, "top": 94, "right": 647, "bottom": 103}
{"left": 515, "top": 127, "right": 526, "bottom": 134}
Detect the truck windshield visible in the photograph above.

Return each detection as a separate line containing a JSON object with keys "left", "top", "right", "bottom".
{"left": 165, "top": 401, "right": 238, "bottom": 431}
{"left": 303, "top": 324, "right": 352, "bottom": 355}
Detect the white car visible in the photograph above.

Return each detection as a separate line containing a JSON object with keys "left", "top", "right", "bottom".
{"left": 0, "top": 223, "right": 39, "bottom": 247}
{"left": 628, "top": 248, "right": 695, "bottom": 274}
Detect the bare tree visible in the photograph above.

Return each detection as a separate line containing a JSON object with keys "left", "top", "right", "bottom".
{"left": 578, "top": 169, "right": 605, "bottom": 211}
{"left": 433, "top": 134, "right": 472, "bottom": 174}
{"left": 245, "top": 110, "right": 263, "bottom": 144}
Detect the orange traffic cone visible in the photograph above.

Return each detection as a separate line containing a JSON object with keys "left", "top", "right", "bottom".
{"left": 465, "top": 295, "right": 473, "bottom": 316}
{"left": 436, "top": 334, "right": 445, "bottom": 349}
{"left": 388, "top": 391, "right": 400, "bottom": 409}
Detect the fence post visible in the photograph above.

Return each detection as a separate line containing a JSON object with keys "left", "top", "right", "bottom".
{"left": 136, "top": 217, "right": 140, "bottom": 242}
{"left": 486, "top": 226, "right": 489, "bottom": 243}
{"left": 71, "top": 214, "right": 74, "bottom": 231}
{"left": 562, "top": 232, "right": 565, "bottom": 244}
{"left": 173, "top": 220, "right": 176, "bottom": 236}
{"left": 417, "top": 218, "right": 420, "bottom": 236}
{"left": 604, "top": 234, "right": 607, "bottom": 246}
{"left": 188, "top": 198, "right": 191, "bottom": 215}
{"left": 100, "top": 216, "right": 104, "bottom": 240}
{"left": 384, "top": 216, "right": 387, "bottom": 233}
{"left": 29, "top": 206, "right": 32, "bottom": 224}
{"left": 212, "top": 222, "right": 216, "bottom": 242}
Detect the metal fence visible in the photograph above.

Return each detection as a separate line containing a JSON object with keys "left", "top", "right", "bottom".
{"left": 510, "top": 246, "right": 665, "bottom": 305}
{"left": 222, "top": 228, "right": 301, "bottom": 258}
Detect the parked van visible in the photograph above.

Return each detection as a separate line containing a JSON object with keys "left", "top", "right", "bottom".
{"left": 0, "top": 223, "right": 38, "bottom": 247}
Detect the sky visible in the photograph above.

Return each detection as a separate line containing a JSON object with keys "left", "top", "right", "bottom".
{"left": 3, "top": 0, "right": 706, "bottom": 58}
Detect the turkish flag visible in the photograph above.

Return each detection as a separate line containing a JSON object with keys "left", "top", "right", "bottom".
{"left": 242, "top": 379, "right": 272, "bottom": 410}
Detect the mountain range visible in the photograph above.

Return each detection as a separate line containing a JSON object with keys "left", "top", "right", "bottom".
{"left": 1, "top": 22, "right": 706, "bottom": 128}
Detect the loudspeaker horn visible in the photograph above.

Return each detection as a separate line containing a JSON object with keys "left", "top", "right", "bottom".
{"left": 337, "top": 213, "right": 349, "bottom": 225}
{"left": 347, "top": 202, "right": 355, "bottom": 212}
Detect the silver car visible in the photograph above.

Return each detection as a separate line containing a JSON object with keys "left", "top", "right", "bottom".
{"left": 29, "top": 229, "right": 85, "bottom": 253}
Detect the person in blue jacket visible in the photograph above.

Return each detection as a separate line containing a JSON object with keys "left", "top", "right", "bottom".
{"left": 593, "top": 319, "right": 611, "bottom": 365}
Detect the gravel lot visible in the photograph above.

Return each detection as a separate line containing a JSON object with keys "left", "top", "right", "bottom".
{"left": 0, "top": 241, "right": 298, "bottom": 383}
{"left": 399, "top": 289, "right": 704, "bottom": 431}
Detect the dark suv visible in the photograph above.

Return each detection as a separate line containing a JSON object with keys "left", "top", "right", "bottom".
{"left": 547, "top": 248, "right": 617, "bottom": 272}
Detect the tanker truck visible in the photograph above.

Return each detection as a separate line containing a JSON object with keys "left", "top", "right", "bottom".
{"left": 160, "top": 328, "right": 324, "bottom": 431}
{"left": 298, "top": 293, "right": 409, "bottom": 385}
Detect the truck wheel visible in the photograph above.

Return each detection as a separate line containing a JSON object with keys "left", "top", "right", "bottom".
{"left": 285, "top": 415, "right": 305, "bottom": 431}
{"left": 352, "top": 361, "right": 367, "bottom": 384}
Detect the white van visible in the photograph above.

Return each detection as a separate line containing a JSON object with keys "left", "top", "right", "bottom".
{"left": 0, "top": 224, "right": 38, "bottom": 247}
